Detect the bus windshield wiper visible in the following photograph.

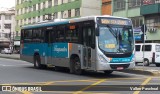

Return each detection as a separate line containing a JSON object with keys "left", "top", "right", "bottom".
{"left": 106, "top": 25, "right": 118, "bottom": 44}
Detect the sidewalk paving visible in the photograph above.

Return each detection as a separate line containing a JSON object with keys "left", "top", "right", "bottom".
{"left": 0, "top": 54, "right": 159, "bottom": 76}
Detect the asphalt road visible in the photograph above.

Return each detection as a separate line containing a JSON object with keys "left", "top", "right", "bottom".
{"left": 0, "top": 58, "right": 159, "bottom": 94}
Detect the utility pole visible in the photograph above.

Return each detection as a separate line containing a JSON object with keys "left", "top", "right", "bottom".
{"left": 141, "top": 24, "right": 147, "bottom": 70}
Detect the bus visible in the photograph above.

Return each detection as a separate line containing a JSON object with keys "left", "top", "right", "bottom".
{"left": 20, "top": 15, "right": 135, "bottom": 75}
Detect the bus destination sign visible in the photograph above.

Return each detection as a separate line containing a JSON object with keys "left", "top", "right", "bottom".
{"left": 97, "top": 17, "right": 132, "bottom": 25}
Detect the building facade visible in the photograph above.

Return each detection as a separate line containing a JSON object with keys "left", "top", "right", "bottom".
{"left": 0, "top": 8, "right": 15, "bottom": 50}
{"left": 112, "top": 0, "right": 160, "bottom": 43}
{"left": 15, "top": 0, "right": 101, "bottom": 33}
{"left": 102, "top": 0, "right": 112, "bottom": 15}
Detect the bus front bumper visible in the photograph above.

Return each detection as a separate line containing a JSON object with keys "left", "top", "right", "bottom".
{"left": 96, "top": 61, "right": 135, "bottom": 71}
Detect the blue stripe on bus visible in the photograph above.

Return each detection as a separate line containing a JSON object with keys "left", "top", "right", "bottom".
{"left": 110, "top": 55, "right": 133, "bottom": 63}
{"left": 22, "top": 43, "right": 69, "bottom": 58}
{"left": 22, "top": 21, "right": 69, "bottom": 29}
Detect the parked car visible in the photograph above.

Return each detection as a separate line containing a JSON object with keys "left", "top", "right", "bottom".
{"left": 1, "top": 48, "right": 12, "bottom": 54}
{"left": 135, "top": 43, "right": 160, "bottom": 67}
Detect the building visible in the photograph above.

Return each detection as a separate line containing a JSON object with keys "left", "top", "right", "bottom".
{"left": 102, "top": 0, "right": 112, "bottom": 15}
{"left": 112, "top": 0, "right": 160, "bottom": 43}
{"left": 15, "top": 0, "right": 101, "bottom": 33}
{"left": 0, "top": 8, "right": 15, "bottom": 51}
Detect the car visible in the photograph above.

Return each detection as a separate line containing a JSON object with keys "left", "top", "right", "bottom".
{"left": 1, "top": 48, "right": 12, "bottom": 54}
{"left": 135, "top": 43, "right": 160, "bottom": 67}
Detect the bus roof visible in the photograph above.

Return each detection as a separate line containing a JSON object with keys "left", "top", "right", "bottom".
{"left": 21, "top": 15, "right": 130, "bottom": 30}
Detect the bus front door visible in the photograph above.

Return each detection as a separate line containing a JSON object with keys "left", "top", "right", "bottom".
{"left": 83, "top": 27, "right": 92, "bottom": 69}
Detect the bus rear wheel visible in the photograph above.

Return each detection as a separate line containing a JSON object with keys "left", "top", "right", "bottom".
{"left": 104, "top": 70, "right": 113, "bottom": 75}
{"left": 72, "top": 57, "right": 82, "bottom": 75}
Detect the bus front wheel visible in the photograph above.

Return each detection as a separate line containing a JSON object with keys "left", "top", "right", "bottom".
{"left": 71, "top": 57, "right": 82, "bottom": 75}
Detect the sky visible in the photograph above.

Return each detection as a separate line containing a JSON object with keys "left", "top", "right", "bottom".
{"left": 0, "top": 0, "right": 15, "bottom": 8}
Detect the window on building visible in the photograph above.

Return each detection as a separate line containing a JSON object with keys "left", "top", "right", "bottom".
{"left": 75, "top": 8, "right": 80, "bottom": 17}
{"left": 0, "top": 15, "right": 1, "bottom": 20}
{"left": 33, "top": 17, "right": 36, "bottom": 24}
{"left": 38, "top": 3, "right": 41, "bottom": 10}
{"left": 48, "top": 0, "right": 52, "bottom": 8}
{"left": 61, "top": 11, "right": 64, "bottom": 18}
{"left": 43, "top": 15, "right": 46, "bottom": 21}
{"left": 38, "top": 16, "right": 40, "bottom": 22}
{"left": 4, "top": 24, "right": 11, "bottom": 29}
{"left": 128, "top": 0, "right": 141, "bottom": 8}
{"left": 33, "top": 5, "right": 36, "bottom": 11}
{"left": 62, "top": 0, "right": 64, "bottom": 4}
{"left": 24, "top": 19, "right": 26, "bottom": 25}
{"left": 114, "top": 0, "right": 125, "bottom": 11}
{"left": 43, "top": 2, "right": 46, "bottom": 9}
{"left": 29, "top": 6, "right": 32, "bottom": 12}
{"left": 131, "top": 17, "right": 143, "bottom": 28}
{"left": 146, "top": 15, "right": 160, "bottom": 28}
{"left": 5, "top": 15, "right": 12, "bottom": 20}
{"left": 68, "top": 10, "right": 71, "bottom": 18}
{"left": 25, "top": 7, "right": 28, "bottom": 13}
{"left": 68, "top": 0, "right": 72, "bottom": 3}
{"left": 54, "top": 0, "right": 58, "bottom": 5}
{"left": 4, "top": 33, "right": 10, "bottom": 38}
{"left": 28, "top": 18, "right": 31, "bottom": 24}
{"left": 54, "top": 12, "right": 58, "bottom": 19}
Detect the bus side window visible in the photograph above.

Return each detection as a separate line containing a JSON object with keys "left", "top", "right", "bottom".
{"left": 56, "top": 26, "right": 65, "bottom": 42}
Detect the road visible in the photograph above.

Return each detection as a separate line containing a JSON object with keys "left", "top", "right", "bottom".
{"left": 0, "top": 58, "right": 159, "bottom": 94}
{"left": 136, "top": 63, "right": 160, "bottom": 70}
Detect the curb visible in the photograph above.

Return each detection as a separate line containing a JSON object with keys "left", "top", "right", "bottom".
{"left": 120, "top": 69, "right": 160, "bottom": 76}
{"left": 0, "top": 56, "right": 20, "bottom": 60}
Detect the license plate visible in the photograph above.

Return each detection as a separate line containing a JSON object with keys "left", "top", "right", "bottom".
{"left": 117, "top": 67, "right": 124, "bottom": 70}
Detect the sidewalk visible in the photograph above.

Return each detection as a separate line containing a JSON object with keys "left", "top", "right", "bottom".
{"left": 0, "top": 53, "right": 20, "bottom": 60}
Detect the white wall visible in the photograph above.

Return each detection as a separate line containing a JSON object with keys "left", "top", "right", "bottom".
{"left": 81, "top": 0, "right": 101, "bottom": 17}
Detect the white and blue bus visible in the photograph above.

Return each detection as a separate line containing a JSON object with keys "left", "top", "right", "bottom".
{"left": 20, "top": 15, "right": 135, "bottom": 74}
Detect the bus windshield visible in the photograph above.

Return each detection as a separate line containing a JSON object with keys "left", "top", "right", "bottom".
{"left": 98, "top": 25, "right": 134, "bottom": 53}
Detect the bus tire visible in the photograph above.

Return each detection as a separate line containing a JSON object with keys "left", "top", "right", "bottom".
{"left": 144, "top": 59, "right": 149, "bottom": 66}
{"left": 72, "top": 57, "right": 82, "bottom": 75}
{"left": 34, "top": 55, "right": 42, "bottom": 69}
{"left": 104, "top": 70, "right": 113, "bottom": 75}
{"left": 156, "top": 63, "right": 160, "bottom": 67}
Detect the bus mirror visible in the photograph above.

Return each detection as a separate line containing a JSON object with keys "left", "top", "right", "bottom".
{"left": 96, "top": 28, "right": 99, "bottom": 36}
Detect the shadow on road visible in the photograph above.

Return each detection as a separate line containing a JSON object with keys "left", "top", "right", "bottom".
{"left": 24, "top": 66, "right": 134, "bottom": 79}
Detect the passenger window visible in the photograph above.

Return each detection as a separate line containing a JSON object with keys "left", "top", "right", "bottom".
{"left": 135, "top": 45, "right": 140, "bottom": 51}
{"left": 156, "top": 45, "right": 160, "bottom": 52}
{"left": 142, "top": 45, "right": 152, "bottom": 51}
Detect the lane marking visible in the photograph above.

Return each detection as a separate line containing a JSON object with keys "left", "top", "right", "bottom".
{"left": 74, "top": 79, "right": 106, "bottom": 94}
{"left": 0, "top": 77, "right": 147, "bottom": 86}
{"left": 133, "top": 77, "right": 152, "bottom": 94}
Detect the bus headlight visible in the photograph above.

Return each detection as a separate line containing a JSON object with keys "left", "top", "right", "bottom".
{"left": 98, "top": 54, "right": 108, "bottom": 63}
